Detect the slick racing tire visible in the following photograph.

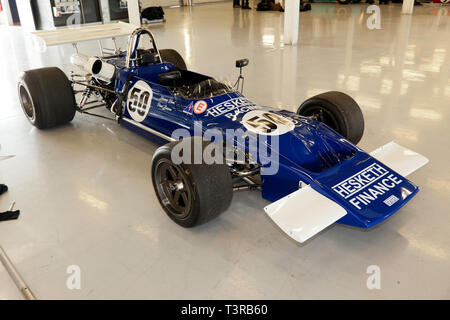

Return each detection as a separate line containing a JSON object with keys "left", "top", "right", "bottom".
{"left": 297, "top": 91, "right": 364, "bottom": 145}
{"left": 159, "top": 49, "right": 187, "bottom": 70}
{"left": 151, "top": 137, "right": 233, "bottom": 228}
{"left": 18, "top": 67, "right": 76, "bottom": 129}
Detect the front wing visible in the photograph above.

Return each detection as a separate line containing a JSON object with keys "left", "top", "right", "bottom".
{"left": 264, "top": 142, "right": 428, "bottom": 243}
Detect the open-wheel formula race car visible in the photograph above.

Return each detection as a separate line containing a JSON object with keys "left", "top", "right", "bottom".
{"left": 18, "top": 24, "right": 428, "bottom": 243}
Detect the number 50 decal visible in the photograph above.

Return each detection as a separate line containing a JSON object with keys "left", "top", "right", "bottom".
{"left": 242, "top": 110, "right": 295, "bottom": 136}
{"left": 127, "top": 80, "right": 153, "bottom": 122}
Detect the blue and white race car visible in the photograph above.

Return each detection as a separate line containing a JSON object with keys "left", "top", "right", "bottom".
{"left": 18, "top": 26, "right": 428, "bottom": 243}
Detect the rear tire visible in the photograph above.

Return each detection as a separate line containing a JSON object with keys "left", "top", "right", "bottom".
{"left": 159, "top": 49, "right": 187, "bottom": 70}
{"left": 297, "top": 91, "right": 364, "bottom": 145}
{"left": 151, "top": 138, "right": 233, "bottom": 227}
{"left": 18, "top": 67, "right": 76, "bottom": 129}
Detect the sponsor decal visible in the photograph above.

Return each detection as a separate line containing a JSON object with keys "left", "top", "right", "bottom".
{"left": 205, "top": 97, "right": 259, "bottom": 120}
{"left": 383, "top": 195, "right": 399, "bottom": 207}
{"left": 332, "top": 163, "right": 403, "bottom": 210}
{"left": 127, "top": 80, "right": 153, "bottom": 122}
{"left": 242, "top": 110, "right": 295, "bottom": 136}
{"left": 193, "top": 100, "right": 208, "bottom": 114}
{"left": 183, "top": 101, "right": 194, "bottom": 115}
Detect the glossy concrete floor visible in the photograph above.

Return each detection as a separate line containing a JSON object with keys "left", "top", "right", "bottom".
{"left": 0, "top": 3, "right": 449, "bottom": 299}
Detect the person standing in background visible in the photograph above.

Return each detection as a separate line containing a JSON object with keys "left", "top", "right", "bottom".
{"left": 241, "top": 0, "right": 251, "bottom": 9}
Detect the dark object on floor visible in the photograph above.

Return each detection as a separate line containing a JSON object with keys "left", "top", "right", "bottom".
{"left": 141, "top": 6, "right": 164, "bottom": 21}
{"left": 257, "top": 0, "right": 274, "bottom": 11}
{"left": 271, "top": 2, "right": 283, "bottom": 10}
{"left": 233, "top": 0, "right": 240, "bottom": 7}
{"left": 300, "top": 1, "right": 312, "bottom": 11}
{"left": 276, "top": 0, "right": 312, "bottom": 13}
{"left": 0, "top": 184, "right": 7, "bottom": 195}
{"left": 0, "top": 210, "right": 20, "bottom": 221}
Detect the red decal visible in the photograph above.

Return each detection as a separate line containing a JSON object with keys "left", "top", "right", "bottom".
{"left": 193, "top": 100, "right": 208, "bottom": 114}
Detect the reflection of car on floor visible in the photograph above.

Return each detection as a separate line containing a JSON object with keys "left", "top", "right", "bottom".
{"left": 18, "top": 25, "right": 428, "bottom": 243}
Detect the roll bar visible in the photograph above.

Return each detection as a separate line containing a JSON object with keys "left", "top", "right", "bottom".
{"left": 125, "top": 28, "right": 163, "bottom": 69}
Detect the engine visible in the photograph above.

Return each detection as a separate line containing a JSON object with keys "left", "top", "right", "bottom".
{"left": 70, "top": 53, "right": 116, "bottom": 83}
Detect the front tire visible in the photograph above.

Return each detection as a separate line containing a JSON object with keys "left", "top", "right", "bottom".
{"left": 297, "top": 91, "right": 364, "bottom": 145}
{"left": 18, "top": 67, "right": 76, "bottom": 129}
{"left": 151, "top": 138, "right": 233, "bottom": 227}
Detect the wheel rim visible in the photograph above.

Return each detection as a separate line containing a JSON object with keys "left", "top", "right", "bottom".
{"left": 19, "top": 85, "right": 35, "bottom": 121}
{"left": 154, "top": 159, "right": 192, "bottom": 219}
{"left": 301, "top": 106, "right": 342, "bottom": 134}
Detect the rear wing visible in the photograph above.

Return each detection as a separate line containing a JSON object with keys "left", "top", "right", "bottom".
{"left": 30, "top": 22, "right": 138, "bottom": 52}
{"left": 31, "top": 21, "right": 138, "bottom": 55}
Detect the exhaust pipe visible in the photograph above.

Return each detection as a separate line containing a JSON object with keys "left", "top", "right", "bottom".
{"left": 70, "top": 53, "right": 116, "bottom": 83}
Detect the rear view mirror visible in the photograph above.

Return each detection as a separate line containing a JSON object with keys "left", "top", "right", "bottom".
{"left": 236, "top": 59, "right": 249, "bottom": 68}
{"left": 158, "top": 71, "right": 181, "bottom": 86}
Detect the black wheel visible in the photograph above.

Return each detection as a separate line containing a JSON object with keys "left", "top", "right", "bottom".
{"left": 338, "top": 0, "right": 351, "bottom": 4}
{"left": 159, "top": 49, "right": 187, "bottom": 70}
{"left": 151, "top": 138, "right": 233, "bottom": 227}
{"left": 297, "top": 91, "right": 364, "bottom": 145}
{"left": 18, "top": 67, "right": 76, "bottom": 129}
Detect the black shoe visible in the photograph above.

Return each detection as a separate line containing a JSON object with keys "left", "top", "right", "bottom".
{"left": 0, "top": 184, "right": 7, "bottom": 195}
{"left": 241, "top": 5, "right": 251, "bottom": 9}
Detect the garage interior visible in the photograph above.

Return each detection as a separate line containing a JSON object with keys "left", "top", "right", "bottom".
{"left": 0, "top": 0, "right": 449, "bottom": 299}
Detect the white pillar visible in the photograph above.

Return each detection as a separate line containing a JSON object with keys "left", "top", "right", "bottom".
{"left": 99, "top": 0, "right": 111, "bottom": 23}
{"left": 16, "top": 0, "right": 36, "bottom": 31}
{"left": 1, "top": 0, "right": 15, "bottom": 26}
{"left": 128, "top": 0, "right": 141, "bottom": 27}
{"left": 283, "top": 0, "right": 300, "bottom": 45}
{"left": 402, "top": 0, "right": 414, "bottom": 14}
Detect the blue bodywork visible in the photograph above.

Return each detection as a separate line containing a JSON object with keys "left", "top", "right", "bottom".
{"left": 106, "top": 53, "right": 419, "bottom": 229}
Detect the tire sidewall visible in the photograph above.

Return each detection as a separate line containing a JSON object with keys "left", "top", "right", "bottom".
{"left": 297, "top": 91, "right": 364, "bottom": 145}
{"left": 298, "top": 98, "right": 349, "bottom": 138}
{"left": 18, "top": 67, "right": 76, "bottom": 129}
{"left": 151, "top": 145, "right": 201, "bottom": 227}
{"left": 18, "top": 78, "right": 38, "bottom": 127}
